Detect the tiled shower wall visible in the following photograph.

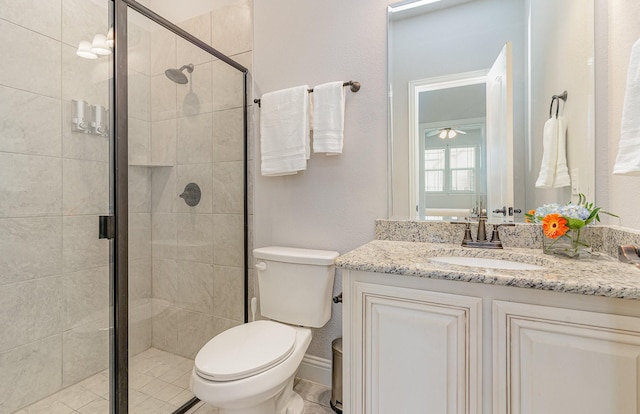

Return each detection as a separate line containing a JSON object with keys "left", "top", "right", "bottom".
{"left": 0, "top": 0, "right": 252, "bottom": 412}
{"left": 0, "top": 0, "right": 114, "bottom": 412}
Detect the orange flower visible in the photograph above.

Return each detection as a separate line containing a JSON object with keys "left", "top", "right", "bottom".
{"left": 525, "top": 209, "right": 536, "bottom": 223}
{"left": 542, "top": 213, "right": 568, "bottom": 239}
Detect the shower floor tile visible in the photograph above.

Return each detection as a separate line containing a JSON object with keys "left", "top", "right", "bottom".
{"left": 16, "top": 348, "right": 194, "bottom": 414}
{"left": 16, "top": 348, "right": 334, "bottom": 414}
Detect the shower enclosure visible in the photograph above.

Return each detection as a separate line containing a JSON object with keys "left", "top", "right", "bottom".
{"left": 0, "top": 0, "right": 250, "bottom": 413}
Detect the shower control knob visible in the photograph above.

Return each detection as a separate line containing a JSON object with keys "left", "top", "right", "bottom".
{"left": 179, "top": 182, "right": 201, "bottom": 207}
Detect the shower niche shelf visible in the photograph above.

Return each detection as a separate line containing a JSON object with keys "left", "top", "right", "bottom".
{"left": 128, "top": 162, "right": 174, "bottom": 167}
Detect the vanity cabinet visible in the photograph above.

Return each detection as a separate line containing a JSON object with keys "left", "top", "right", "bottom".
{"left": 493, "top": 301, "right": 640, "bottom": 414}
{"left": 343, "top": 270, "right": 640, "bottom": 414}
{"left": 343, "top": 270, "right": 482, "bottom": 414}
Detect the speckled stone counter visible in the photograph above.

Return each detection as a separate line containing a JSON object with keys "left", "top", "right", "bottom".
{"left": 375, "top": 219, "right": 640, "bottom": 257}
{"left": 336, "top": 240, "right": 640, "bottom": 300}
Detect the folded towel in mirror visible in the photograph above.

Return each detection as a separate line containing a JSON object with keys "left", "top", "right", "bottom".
{"left": 536, "top": 111, "right": 570, "bottom": 188}
{"left": 553, "top": 115, "right": 571, "bottom": 187}
{"left": 614, "top": 37, "right": 640, "bottom": 175}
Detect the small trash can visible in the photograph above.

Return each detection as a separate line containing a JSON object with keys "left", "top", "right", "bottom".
{"left": 330, "top": 337, "right": 343, "bottom": 413}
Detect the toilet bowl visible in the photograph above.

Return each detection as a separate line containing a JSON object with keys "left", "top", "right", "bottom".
{"left": 190, "top": 246, "right": 339, "bottom": 414}
{"left": 191, "top": 321, "right": 312, "bottom": 414}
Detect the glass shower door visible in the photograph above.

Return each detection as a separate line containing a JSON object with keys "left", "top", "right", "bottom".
{"left": 123, "top": 2, "right": 248, "bottom": 413}
{"left": 0, "top": 1, "right": 114, "bottom": 412}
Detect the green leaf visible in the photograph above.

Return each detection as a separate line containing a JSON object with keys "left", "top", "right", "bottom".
{"left": 585, "top": 207, "right": 601, "bottom": 224}
{"left": 600, "top": 209, "right": 620, "bottom": 218}
{"left": 566, "top": 218, "right": 586, "bottom": 229}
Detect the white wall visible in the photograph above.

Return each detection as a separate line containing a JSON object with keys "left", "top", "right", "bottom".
{"left": 253, "top": 0, "right": 389, "bottom": 359}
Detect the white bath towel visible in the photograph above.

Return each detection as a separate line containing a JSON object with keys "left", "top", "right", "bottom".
{"left": 312, "top": 81, "right": 346, "bottom": 155}
{"left": 614, "top": 37, "right": 640, "bottom": 175}
{"left": 259, "top": 85, "right": 310, "bottom": 176}
{"left": 553, "top": 115, "right": 571, "bottom": 187}
{"left": 536, "top": 109, "right": 571, "bottom": 188}
{"left": 535, "top": 117, "right": 559, "bottom": 188}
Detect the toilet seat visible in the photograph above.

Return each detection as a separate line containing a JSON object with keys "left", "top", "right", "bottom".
{"left": 195, "top": 320, "right": 297, "bottom": 382}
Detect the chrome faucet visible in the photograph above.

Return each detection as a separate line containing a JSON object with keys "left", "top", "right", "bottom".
{"left": 452, "top": 216, "right": 515, "bottom": 249}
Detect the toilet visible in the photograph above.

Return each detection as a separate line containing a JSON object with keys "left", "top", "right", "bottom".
{"left": 190, "top": 246, "right": 339, "bottom": 414}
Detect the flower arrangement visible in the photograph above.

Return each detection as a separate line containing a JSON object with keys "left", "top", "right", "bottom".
{"left": 525, "top": 194, "right": 617, "bottom": 258}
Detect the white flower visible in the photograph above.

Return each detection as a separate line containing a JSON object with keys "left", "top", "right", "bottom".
{"left": 535, "top": 203, "right": 561, "bottom": 218}
{"left": 560, "top": 204, "right": 590, "bottom": 220}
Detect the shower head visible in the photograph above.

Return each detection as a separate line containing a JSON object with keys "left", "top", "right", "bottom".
{"left": 164, "top": 63, "right": 194, "bottom": 84}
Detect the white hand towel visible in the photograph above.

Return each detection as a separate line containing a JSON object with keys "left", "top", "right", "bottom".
{"left": 260, "top": 85, "right": 310, "bottom": 176}
{"left": 312, "top": 81, "right": 346, "bottom": 155}
{"left": 553, "top": 115, "right": 571, "bottom": 187}
{"left": 614, "top": 37, "right": 640, "bottom": 175}
{"left": 535, "top": 117, "right": 559, "bottom": 188}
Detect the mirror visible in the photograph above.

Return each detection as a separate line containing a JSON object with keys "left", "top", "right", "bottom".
{"left": 389, "top": 0, "right": 595, "bottom": 222}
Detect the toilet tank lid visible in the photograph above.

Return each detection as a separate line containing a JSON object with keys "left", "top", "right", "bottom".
{"left": 254, "top": 246, "right": 339, "bottom": 265}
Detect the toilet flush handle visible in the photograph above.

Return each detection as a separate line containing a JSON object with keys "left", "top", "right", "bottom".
{"left": 255, "top": 262, "right": 267, "bottom": 271}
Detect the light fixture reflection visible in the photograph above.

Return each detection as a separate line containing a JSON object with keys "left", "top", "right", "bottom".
{"left": 438, "top": 128, "right": 458, "bottom": 139}
{"left": 105, "top": 27, "right": 114, "bottom": 48}
{"left": 91, "top": 34, "right": 112, "bottom": 56}
{"left": 390, "top": 0, "right": 442, "bottom": 13}
{"left": 76, "top": 40, "right": 98, "bottom": 59}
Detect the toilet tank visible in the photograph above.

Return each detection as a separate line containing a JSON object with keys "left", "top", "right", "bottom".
{"left": 254, "top": 246, "right": 339, "bottom": 328}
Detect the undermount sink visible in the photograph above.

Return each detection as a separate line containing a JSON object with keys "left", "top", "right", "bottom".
{"left": 430, "top": 256, "right": 545, "bottom": 270}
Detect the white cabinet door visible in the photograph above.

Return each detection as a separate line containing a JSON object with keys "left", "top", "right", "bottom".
{"left": 348, "top": 280, "right": 482, "bottom": 414}
{"left": 494, "top": 301, "right": 640, "bottom": 414}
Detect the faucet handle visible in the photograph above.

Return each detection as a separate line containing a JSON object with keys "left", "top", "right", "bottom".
{"left": 490, "top": 223, "right": 516, "bottom": 245}
{"left": 451, "top": 221, "right": 474, "bottom": 244}
{"left": 618, "top": 245, "right": 640, "bottom": 264}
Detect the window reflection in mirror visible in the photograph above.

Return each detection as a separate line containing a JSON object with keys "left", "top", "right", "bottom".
{"left": 417, "top": 83, "right": 486, "bottom": 220}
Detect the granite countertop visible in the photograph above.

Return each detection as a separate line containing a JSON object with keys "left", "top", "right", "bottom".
{"left": 335, "top": 240, "right": 640, "bottom": 300}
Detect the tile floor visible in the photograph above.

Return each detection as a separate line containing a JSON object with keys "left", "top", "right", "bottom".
{"left": 16, "top": 348, "right": 335, "bottom": 414}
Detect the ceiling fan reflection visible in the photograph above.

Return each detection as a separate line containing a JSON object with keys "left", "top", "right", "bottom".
{"left": 427, "top": 127, "right": 467, "bottom": 139}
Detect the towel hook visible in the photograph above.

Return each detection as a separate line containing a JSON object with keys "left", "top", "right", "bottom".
{"left": 556, "top": 90, "right": 568, "bottom": 102}
{"left": 549, "top": 91, "right": 568, "bottom": 118}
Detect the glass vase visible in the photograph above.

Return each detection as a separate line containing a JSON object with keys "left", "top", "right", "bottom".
{"left": 543, "top": 228, "right": 591, "bottom": 259}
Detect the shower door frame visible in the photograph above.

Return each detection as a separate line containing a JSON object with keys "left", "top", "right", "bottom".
{"left": 111, "top": 1, "right": 250, "bottom": 412}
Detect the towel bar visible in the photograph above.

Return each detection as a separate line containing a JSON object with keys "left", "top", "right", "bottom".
{"left": 253, "top": 80, "right": 360, "bottom": 107}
